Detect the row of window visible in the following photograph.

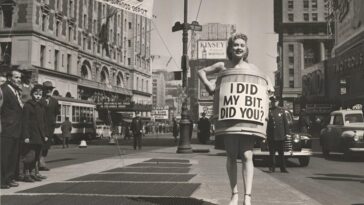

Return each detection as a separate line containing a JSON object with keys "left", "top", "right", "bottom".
{"left": 40, "top": 45, "right": 72, "bottom": 73}
{"left": 288, "top": 0, "right": 318, "bottom": 10}
{"left": 287, "top": 13, "right": 318, "bottom": 22}
{"left": 136, "top": 76, "right": 149, "bottom": 93}
{"left": 56, "top": 104, "right": 94, "bottom": 123}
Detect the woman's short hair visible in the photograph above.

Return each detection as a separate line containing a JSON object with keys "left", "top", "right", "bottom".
{"left": 226, "top": 33, "right": 249, "bottom": 61}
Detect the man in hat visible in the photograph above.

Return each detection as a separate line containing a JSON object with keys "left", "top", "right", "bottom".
{"left": 39, "top": 81, "right": 60, "bottom": 171}
{"left": 197, "top": 112, "right": 211, "bottom": 144}
{"left": 267, "top": 96, "right": 289, "bottom": 173}
{"left": 1, "top": 69, "right": 23, "bottom": 189}
{"left": 130, "top": 111, "right": 143, "bottom": 150}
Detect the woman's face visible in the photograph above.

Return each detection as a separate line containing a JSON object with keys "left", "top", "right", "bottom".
{"left": 32, "top": 89, "right": 43, "bottom": 102}
{"left": 231, "top": 38, "right": 248, "bottom": 59}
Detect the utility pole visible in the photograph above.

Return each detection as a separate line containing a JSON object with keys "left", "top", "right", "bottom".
{"left": 172, "top": 0, "right": 202, "bottom": 153}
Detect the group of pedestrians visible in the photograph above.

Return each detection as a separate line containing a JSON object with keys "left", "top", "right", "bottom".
{"left": 1, "top": 66, "right": 59, "bottom": 189}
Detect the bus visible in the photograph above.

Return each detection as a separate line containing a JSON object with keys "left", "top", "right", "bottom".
{"left": 53, "top": 96, "right": 97, "bottom": 142}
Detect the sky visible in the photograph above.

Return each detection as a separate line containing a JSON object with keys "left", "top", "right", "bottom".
{"left": 150, "top": 0, "right": 278, "bottom": 81}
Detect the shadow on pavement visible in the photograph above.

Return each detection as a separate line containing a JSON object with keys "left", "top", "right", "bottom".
{"left": 308, "top": 173, "right": 364, "bottom": 183}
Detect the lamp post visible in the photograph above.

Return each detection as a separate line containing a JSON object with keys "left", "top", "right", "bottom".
{"left": 172, "top": 0, "right": 202, "bottom": 153}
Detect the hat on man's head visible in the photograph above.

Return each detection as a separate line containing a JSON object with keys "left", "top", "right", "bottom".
{"left": 269, "top": 96, "right": 277, "bottom": 102}
{"left": 42, "top": 81, "right": 55, "bottom": 89}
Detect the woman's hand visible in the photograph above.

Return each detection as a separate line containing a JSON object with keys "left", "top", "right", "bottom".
{"left": 24, "top": 138, "right": 30, "bottom": 143}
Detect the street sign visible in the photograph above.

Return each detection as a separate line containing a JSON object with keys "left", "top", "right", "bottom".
{"left": 172, "top": 21, "right": 183, "bottom": 32}
{"left": 189, "top": 21, "right": 202, "bottom": 31}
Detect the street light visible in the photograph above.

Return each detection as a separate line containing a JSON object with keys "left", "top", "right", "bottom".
{"left": 172, "top": 0, "right": 201, "bottom": 153}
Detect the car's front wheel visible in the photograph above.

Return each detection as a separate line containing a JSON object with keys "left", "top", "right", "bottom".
{"left": 298, "top": 157, "right": 310, "bottom": 167}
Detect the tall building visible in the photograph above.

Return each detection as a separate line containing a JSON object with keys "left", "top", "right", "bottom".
{"left": 152, "top": 71, "right": 165, "bottom": 107}
{"left": 326, "top": 0, "right": 364, "bottom": 108}
{"left": 189, "top": 23, "right": 235, "bottom": 121}
{"left": 274, "top": 0, "right": 334, "bottom": 110}
{"left": 0, "top": 0, "right": 153, "bottom": 121}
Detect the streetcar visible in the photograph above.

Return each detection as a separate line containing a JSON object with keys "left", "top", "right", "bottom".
{"left": 53, "top": 96, "right": 97, "bottom": 142}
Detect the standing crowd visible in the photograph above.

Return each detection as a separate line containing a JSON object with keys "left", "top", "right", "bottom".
{"left": 1, "top": 66, "right": 59, "bottom": 189}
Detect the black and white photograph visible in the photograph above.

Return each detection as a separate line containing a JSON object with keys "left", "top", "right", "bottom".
{"left": 1, "top": 0, "right": 364, "bottom": 205}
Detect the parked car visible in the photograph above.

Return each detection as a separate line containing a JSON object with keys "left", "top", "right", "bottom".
{"left": 253, "top": 109, "right": 313, "bottom": 167}
{"left": 96, "top": 125, "right": 111, "bottom": 139}
{"left": 320, "top": 109, "right": 364, "bottom": 157}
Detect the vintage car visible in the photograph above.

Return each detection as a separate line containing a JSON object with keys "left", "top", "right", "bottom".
{"left": 253, "top": 109, "right": 313, "bottom": 167}
{"left": 320, "top": 109, "right": 364, "bottom": 157}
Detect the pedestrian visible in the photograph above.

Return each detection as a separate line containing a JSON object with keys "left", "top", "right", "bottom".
{"left": 1, "top": 69, "right": 23, "bottom": 189}
{"left": 130, "top": 112, "right": 143, "bottom": 150}
{"left": 198, "top": 33, "right": 274, "bottom": 205}
{"left": 298, "top": 108, "right": 310, "bottom": 133}
{"left": 267, "top": 96, "right": 289, "bottom": 173}
{"left": 61, "top": 117, "right": 72, "bottom": 148}
{"left": 124, "top": 123, "right": 131, "bottom": 140}
{"left": 40, "top": 81, "right": 60, "bottom": 171}
{"left": 21, "top": 84, "right": 48, "bottom": 182}
{"left": 197, "top": 112, "right": 211, "bottom": 144}
{"left": 172, "top": 118, "right": 179, "bottom": 142}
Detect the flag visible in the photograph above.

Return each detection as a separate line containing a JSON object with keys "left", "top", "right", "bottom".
{"left": 98, "top": 7, "right": 117, "bottom": 57}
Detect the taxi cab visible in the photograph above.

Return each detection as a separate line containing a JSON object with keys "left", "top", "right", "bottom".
{"left": 320, "top": 109, "right": 364, "bottom": 157}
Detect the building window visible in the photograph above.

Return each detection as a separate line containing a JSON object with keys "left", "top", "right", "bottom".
{"left": 303, "top": 0, "right": 309, "bottom": 9}
{"left": 146, "top": 80, "right": 148, "bottom": 92}
{"left": 128, "top": 57, "right": 131, "bottom": 65}
{"left": 128, "top": 40, "right": 131, "bottom": 47}
{"left": 54, "top": 49, "right": 59, "bottom": 70}
{"left": 68, "top": 26, "right": 73, "bottom": 41}
{"left": 42, "top": 14, "right": 47, "bottom": 31}
{"left": 128, "top": 22, "right": 132, "bottom": 29}
{"left": 56, "top": 21, "right": 60, "bottom": 36}
{"left": 67, "top": 54, "right": 71, "bottom": 73}
{"left": 136, "top": 77, "right": 139, "bottom": 89}
{"left": 2, "top": 5, "right": 14, "bottom": 28}
{"left": 288, "top": 44, "right": 294, "bottom": 53}
{"left": 289, "top": 80, "right": 294, "bottom": 88}
{"left": 40, "top": 45, "right": 46, "bottom": 68}
{"left": 289, "top": 56, "right": 294, "bottom": 64}
{"left": 312, "top": 13, "right": 318, "bottom": 21}
{"left": 83, "top": 14, "right": 87, "bottom": 29}
{"left": 288, "top": 0, "right": 293, "bottom": 9}
{"left": 312, "top": 0, "right": 317, "bottom": 9}
{"left": 289, "top": 68, "right": 294, "bottom": 75}
{"left": 288, "top": 14, "right": 294, "bottom": 22}
{"left": 303, "top": 13, "right": 309, "bottom": 21}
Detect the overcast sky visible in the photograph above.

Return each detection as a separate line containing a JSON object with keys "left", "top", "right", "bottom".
{"left": 151, "top": 0, "right": 278, "bottom": 81}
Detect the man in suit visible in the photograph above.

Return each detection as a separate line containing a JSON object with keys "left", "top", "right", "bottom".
{"left": 61, "top": 117, "right": 72, "bottom": 148}
{"left": 40, "top": 81, "right": 60, "bottom": 171}
{"left": 267, "top": 96, "right": 289, "bottom": 173}
{"left": 197, "top": 112, "right": 211, "bottom": 144}
{"left": 1, "top": 69, "right": 23, "bottom": 189}
{"left": 130, "top": 112, "right": 143, "bottom": 150}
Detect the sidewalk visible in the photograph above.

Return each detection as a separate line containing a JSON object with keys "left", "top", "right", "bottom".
{"left": 1, "top": 144, "right": 322, "bottom": 205}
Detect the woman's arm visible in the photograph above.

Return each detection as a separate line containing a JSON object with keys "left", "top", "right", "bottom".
{"left": 198, "top": 62, "right": 224, "bottom": 93}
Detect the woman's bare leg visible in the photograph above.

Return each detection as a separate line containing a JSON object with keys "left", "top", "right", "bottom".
{"left": 242, "top": 150, "right": 254, "bottom": 205}
{"left": 226, "top": 155, "right": 238, "bottom": 205}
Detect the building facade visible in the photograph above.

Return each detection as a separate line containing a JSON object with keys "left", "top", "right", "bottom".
{"left": 151, "top": 71, "right": 165, "bottom": 107}
{"left": 0, "top": 0, "right": 153, "bottom": 121}
{"left": 274, "top": 0, "right": 334, "bottom": 110}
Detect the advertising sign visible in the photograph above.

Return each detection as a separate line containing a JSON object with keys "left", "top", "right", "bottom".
{"left": 198, "top": 40, "right": 227, "bottom": 59}
{"left": 198, "top": 103, "right": 213, "bottom": 119}
{"left": 218, "top": 82, "right": 269, "bottom": 125}
{"left": 97, "top": 0, "right": 154, "bottom": 19}
{"left": 151, "top": 109, "right": 169, "bottom": 120}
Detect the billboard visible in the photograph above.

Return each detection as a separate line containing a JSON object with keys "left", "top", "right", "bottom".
{"left": 97, "top": 0, "right": 154, "bottom": 19}
{"left": 197, "top": 40, "right": 227, "bottom": 59}
{"left": 151, "top": 109, "right": 169, "bottom": 120}
{"left": 198, "top": 102, "right": 213, "bottom": 119}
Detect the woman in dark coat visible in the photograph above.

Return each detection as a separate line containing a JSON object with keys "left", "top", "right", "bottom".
{"left": 22, "top": 84, "right": 47, "bottom": 182}
{"left": 172, "top": 118, "right": 179, "bottom": 142}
